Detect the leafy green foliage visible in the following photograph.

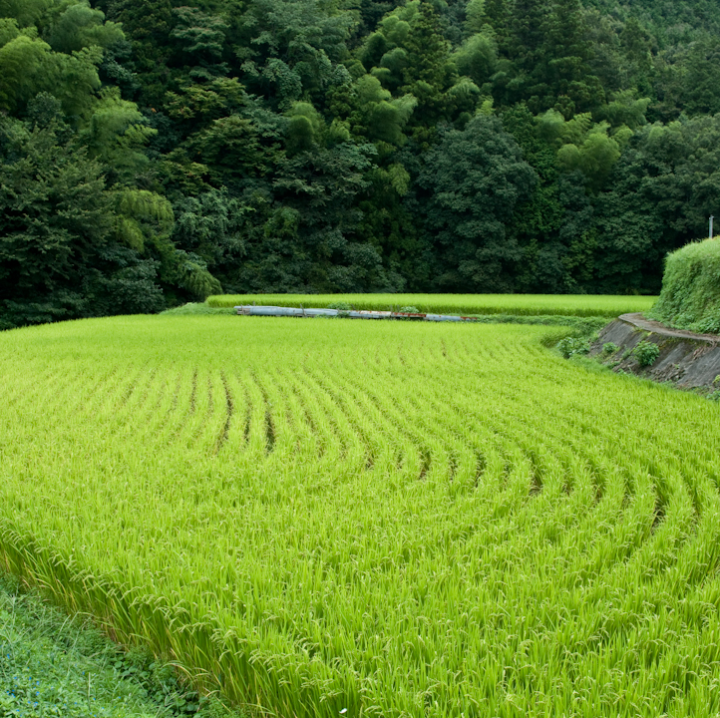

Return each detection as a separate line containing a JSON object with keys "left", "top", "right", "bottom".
{"left": 452, "top": 32, "right": 496, "bottom": 86}
{"left": 0, "top": 575, "right": 246, "bottom": 717}
{"left": 0, "top": 111, "right": 164, "bottom": 330}
{"left": 3, "top": 0, "right": 720, "bottom": 325}
{"left": 419, "top": 114, "right": 537, "bottom": 291}
{"left": 48, "top": 1, "right": 123, "bottom": 54}
{"left": 327, "top": 301, "right": 352, "bottom": 309}
{"left": 602, "top": 341, "right": 619, "bottom": 354}
{"left": 649, "top": 237, "right": 720, "bottom": 334}
{"left": 0, "top": 1, "right": 229, "bottom": 327}
{"left": 557, "top": 334, "right": 590, "bottom": 357}
{"left": 632, "top": 338, "right": 660, "bottom": 366}
{"left": 595, "top": 117, "right": 720, "bottom": 293}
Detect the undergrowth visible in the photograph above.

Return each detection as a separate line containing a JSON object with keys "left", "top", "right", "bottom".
{"left": 0, "top": 574, "right": 243, "bottom": 718}
{"left": 632, "top": 340, "right": 661, "bottom": 367}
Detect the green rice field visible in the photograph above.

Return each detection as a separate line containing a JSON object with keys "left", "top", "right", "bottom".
{"left": 207, "top": 293, "right": 657, "bottom": 317}
{"left": 1, "top": 313, "right": 719, "bottom": 718}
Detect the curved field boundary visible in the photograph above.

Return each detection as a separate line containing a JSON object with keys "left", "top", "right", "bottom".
{"left": 619, "top": 312, "right": 720, "bottom": 343}
{"left": 207, "top": 293, "right": 657, "bottom": 317}
{"left": 1, "top": 316, "right": 719, "bottom": 718}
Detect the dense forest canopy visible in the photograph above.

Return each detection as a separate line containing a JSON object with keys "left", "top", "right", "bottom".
{"left": 2, "top": 0, "right": 720, "bottom": 327}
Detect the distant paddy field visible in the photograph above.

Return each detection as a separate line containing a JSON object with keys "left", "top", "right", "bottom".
{"left": 207, "top": 293, "right": 657, "bottom": 317}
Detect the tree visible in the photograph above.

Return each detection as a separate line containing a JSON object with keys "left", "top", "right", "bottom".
{"left": 594, "top": 117, "right": 720, "bottom": 293}
{"left": 0, "top": 109, "right": 164, "bottom": 329}
{"left": 48, "top": 1, "right": 123, "bottom": 55}
{"left": 418, "top": 114, "right": 537, "bottom": 291}
{"left": 453, "top": 32, "right": 497, "bottom": 88}
{"left": 681, "top": 36, "right": 720, "bottom": 116}
{"left": 237, "top": 0, "right": 354, "bottom": 108}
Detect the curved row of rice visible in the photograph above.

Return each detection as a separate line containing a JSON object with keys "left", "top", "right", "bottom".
{"left": 0, "top": 315, "right": 718, "bottom": 718}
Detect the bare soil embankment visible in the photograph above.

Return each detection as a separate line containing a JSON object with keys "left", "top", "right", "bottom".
{"left": 591, "top": 313, "right": 720, "bottom": 390}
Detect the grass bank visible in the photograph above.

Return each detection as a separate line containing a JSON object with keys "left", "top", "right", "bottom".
{"left": 649, "top": 237, "right": 720, "bottom": 333}
{"left": 0, "top": 574, "right": 242, "bottom": 718}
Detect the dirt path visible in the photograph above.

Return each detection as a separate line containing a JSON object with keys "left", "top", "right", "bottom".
{"left": 619, "top": 313, "right": 720, "bottom": 344}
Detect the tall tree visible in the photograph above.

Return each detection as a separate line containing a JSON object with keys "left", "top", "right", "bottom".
{"left": 418, "top": 114, "right": 537, "bottom": 291}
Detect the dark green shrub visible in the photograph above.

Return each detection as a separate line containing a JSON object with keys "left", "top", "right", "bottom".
{"left": 633, "top": 340, "right": 660, "bottom": 366}
{"left": 557, "top": 336, "right": 590, "bottom": 358}
{"left": 602, "top": 342, "right": 619, "bottom": 355}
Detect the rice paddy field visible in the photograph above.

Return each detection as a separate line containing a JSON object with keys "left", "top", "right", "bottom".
{"left": 2, "top": 311, "right": 720, "bottom": 718}
{"left": 207, "top": 293, "right": 657, "bottom": 317}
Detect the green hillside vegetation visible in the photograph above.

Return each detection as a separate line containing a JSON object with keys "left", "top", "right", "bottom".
{"left": 2, "top": 0, "right": 720, "bottom": 328}
{"left": 649, "top": 237, "right": 720, "bottom": 333}
{"left": 3, "top": 315, "right": 720, "bottom": 716}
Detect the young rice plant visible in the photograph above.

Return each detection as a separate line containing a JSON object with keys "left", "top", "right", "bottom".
{"left": 0, "top": 316, "right": 719, "bottom": 718}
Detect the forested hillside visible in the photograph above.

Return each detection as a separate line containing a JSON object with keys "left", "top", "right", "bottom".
{"left": 2, "top": 0, "right": 720, "bottom": 327}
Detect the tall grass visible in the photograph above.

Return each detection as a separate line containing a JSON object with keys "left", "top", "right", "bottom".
{"left": 1, "top": 315, "right": 719, "bottom": 717}
{"left": 0, "top": 573, "right": 232, "bottom": 717}
{"left": 207, "top": 293, "right": 656, "bottom": 317}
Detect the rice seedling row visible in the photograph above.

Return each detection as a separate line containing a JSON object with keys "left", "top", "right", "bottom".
{"left": 1, "top": 315, "right": 719, "bottom": 717}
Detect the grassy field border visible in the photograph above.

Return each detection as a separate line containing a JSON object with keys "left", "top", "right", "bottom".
{"left": 0, "top": 572, "right": 244, "bottom": 718}
{"left": 206, "top": 294, "right": 656, "bottom": 317}
{"left": 163, "top": 304, "right": 613, "bottom": 331}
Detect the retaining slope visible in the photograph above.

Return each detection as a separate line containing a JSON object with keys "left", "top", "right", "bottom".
{"left": 591, "top": 313, "right": 720, "bottom": 390}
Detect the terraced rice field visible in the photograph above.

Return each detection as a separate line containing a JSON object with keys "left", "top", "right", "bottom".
{"left": 1, "top": 315, "right": 720, "bottom": 718}
{"left": 207, "top": 293, "right": 657, "bottom": 317}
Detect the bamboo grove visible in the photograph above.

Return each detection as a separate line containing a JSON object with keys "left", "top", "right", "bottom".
{"left": 2, "top": 314, "right": 720, "bottom": 716}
